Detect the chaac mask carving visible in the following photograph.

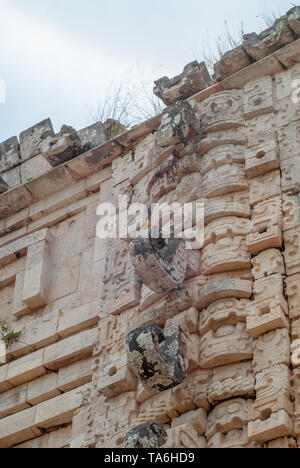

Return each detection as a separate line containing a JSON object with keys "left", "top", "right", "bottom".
{"left": 126, "top": 322, "right": 187, "bottom": 393}
{"left": 124, "top": 422, "right": 168, "bottom": 448}
{"left": 129, "top": 235, "right": 187, "bottom": 294}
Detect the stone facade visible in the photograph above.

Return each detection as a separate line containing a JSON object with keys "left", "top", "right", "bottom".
{"left": 0, "top": 7, "right": 300, "bottom": 449}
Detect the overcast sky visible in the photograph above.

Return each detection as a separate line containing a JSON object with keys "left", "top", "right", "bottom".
{"left": 0, "top": 0, "right": 294, "bottom": 142}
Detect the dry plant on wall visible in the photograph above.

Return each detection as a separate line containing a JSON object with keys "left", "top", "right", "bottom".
{"left": 89, "top": 67, "right": 165, "bottom": 130}
{"left": 195, "top": 9, "right": 284, "bottom": 74}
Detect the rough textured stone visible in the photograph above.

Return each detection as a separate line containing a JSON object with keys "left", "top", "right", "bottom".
{"left": 155, "top": 101, "right": 200, "bottom": 148}
{"left": 129, "top": 236, "right": 187, "bottom": 293}
{"left": 126, "top": 323, "right": 186, "bottom": 393}
{"left": 154, "top": 61, "right": 213, "bottom": 106}
{"left": 243, "top": 17, "right": 294, "bottom": 61}
{"left": 124, "top": 423, "right": 168, "bottom": 448}
{"left": 19, "top": 118, "right": 55, "bottom": 161}
{"left": 40, "top": 125, "right": 82, "bottom": 167}
{"left": 0, "top": 136, "right": 20, "bottom": 173}
{"left": 214, "top": 46, "right": 252, "bottom": 82}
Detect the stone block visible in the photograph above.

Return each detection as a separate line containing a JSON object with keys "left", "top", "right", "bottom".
{"left": 20, "top": 154, "right": 52, "bottom": 184}
{"left": 202, "top": 236, "right": 251, "bottom": 275}
{"left": 201, "top": 145, "right": 245, "bottom": 176}
{"left": 57, "top": 301, "right": 99, "bottom": 338}
{"left": 154, "top": 61, "right": 212, "bottom": 106}
{"left": 78, "top": 122, "right": 106, "bottom": 150}
{"left": 249, "top": 365, "right": 292, "bottom": 421}
{"left": 19, "top": 119, "right": 55, "bottom": 161}
{"left": 204, "top": 201, "right": 250, "bottom": 226}
{"left": 0, "top": 384, "right": 29, "bottom": 419}
{"left": 248, "top": 410, "right": 292, "bottom": 444}
{"left": 204, "top": 217, "right": 250, "bottom": 247}
{"left": 27, "top": 372, "right": 60, "bottom": 405}
{"left": 0, "top": 407, "right": 42, "bottom": 448}
{"left": 206, "top": 398, "right": 251, "bottom": 439}
{"left": 201, "top": 90, "right": 243, "bottom": 132}
{"left": 164, "top": 424, "right": 207, "bottom": 449}
{"left": 246, "top": 225, "right": 282, "bottom": 255}
{"left": 283, "top": 194, "right": 300, "bottom": 232}
{"left": 251, "top": 249, "right": 285, "bottom": 280}
{"left": 34, "top": 384, "right": 90, "bottom": 429}
{"left": 0, "top": 136, "right": 20, "bottom": 172}
{"left": 243, "top": 17, "right": 293, "bottom": 61}
{"left": 245, "top": 139, "right": 279, "bottom": 178}
{"left": 97, "top": 352, "right": 137, "bottom": 398}
{"left": 202, "top": 163, "right": 248, "bottom": 199}
{"left": 199, "top": 298, "right": 249, "bottom": 336}
{"left": 13, "top": 271, "right": 30, "bottom": 319}
{"left": 171, "top": 408, "right": 207, "bottom": 436}
{"left": 193, "top": 278, "right": 253, "bottom": 310}
{"left": 43, "top": 328, "right": 97, "bottom": 370}
{"left": 253, "top": 274, "right": 283, "bottom": 302}
{"left": 284, "top": 227, "right": 300, "bottom": 275}
{"left": 1, "top": 166, "right": 21, "bottom": 188}
{"left": 22, "top": 240, "right": 51, "bottom": 312}
{"left": 208, "top": 362, "right": 254, "bottom": 405}
{"left": 253, "top": 329, "right": 290, "bottom": 374}
{"left": 281, "top": 158, "right": 300, "bottom": 193}
{"left": 246, "top": 296, "right": 289, "bottom": 338}
{"left": 286, "top": 273, "right": 300, "bottom": 320}
{"left": 7, "top": 349, "right": 46, "bottom": 387}
{"left": 249, "top": 171, "right": 281, "bottom": 207}
{"left": 214, "top": 46, "right": 252, "bottom": 82}
{"left": 243, "top": 76, "right": 275, "bottom": 119}
{"left": 165, "top": 308, "right": 199, "bottom": 334}
{"left": 57, "top": 357, "right": 93, "bottom": 392}
{"left": 200, "top": 323, "right": 253, "bottom": 369}
{"left": 208, "top": 426, "right": 258, "bottom": 448}
{"left": 155, "top": 101, "right": 199, "bottom": 148}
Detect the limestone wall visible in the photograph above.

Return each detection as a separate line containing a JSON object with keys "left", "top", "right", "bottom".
{"left": 0, "top": 6, "right": 300, "bottom": 449}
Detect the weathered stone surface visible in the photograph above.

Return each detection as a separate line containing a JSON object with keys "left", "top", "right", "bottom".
{"left": 206, "top": 398, "right": 251, "bottom": 439}
{"left": 243, "top": 76, "right": 275, "bottom": 119}
{"left": 164, "top": 424, "right": 206, "bottom": 448}
{"left": 243, "top": 17, "right": 294, "bottom": 61}
{"left": 192, "top": 278, "right": 253, "bottom": 310}
{"left": 286, "top": 273, "right": 300, "bottom": 320}
{"left": 248, "top": 410, "right": 292, "bottom": 444}
{"left": 249, "top": 365, "right": 292, "bottom": 422}
{"left": 251, "top": 249, "right": 285, "bottom": 280}
{"left": 19, "top": 118, "right": 55, "bottom": 161}
{"left": 208, "top": 426, "right": 258, "bottom": 448}
{"left": 124, "top": 423, "right": 168, "bottom": 448}
{"left": 201, "top": 145, "right": 245, "bottom": 176}
{"left": 41, "top": 125, "right": 82, "bottom": 167}
{"left": 0, "top": 176, "right": 9, "bottom": 193}
{"left": 287, "top": 6, "right": 300, "bottom": 36}
{"left": 202, "top": 236, "right": 251, "bottom": 275}
{"left": 155, "top": 101, "right": 200, "bottom": 148}
{"left": 208, "top": 362, "right": 255, "bottom": 405}
{"left": 199, "top": 298, "right": 249, "bottom": 336}
{"left": 246, "top": 296, "right": 289, "bottom": 338}
{"left": 214, "top": 46, "right": 252, "bottom": 82}
{"left": 154, "top": 61, "right": 213, "bottom": 106}
{"left": 201, "top": 90, "right": 243, "bottom": 132}
{"left": 253, "top": 329, "right": 290, "bottom": 374}
{"left": 200, "top": 323, "right": 253, "bottom": 369}
{"left": 126, "top": 323, "right": 186, "bottom": 393}
{"left": 0, "top": 136, "right": 20, "bottom": 173}
{"left": 245, "top": 139, "right": 279, "bottom": 178}
{"left": 78, "top": 122, "right": 106, "bottom": 151}
{"left": 129, "top": 236, "right": 187, "bottom": 293}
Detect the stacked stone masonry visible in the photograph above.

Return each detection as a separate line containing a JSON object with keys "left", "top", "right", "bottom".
{"left": 1, "top": 6, "right": 300, "bottom": 448}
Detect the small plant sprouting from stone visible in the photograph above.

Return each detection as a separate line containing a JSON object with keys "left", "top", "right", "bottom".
{"left": 58, "top": 309, "right": 63, "bottom": 317}
{"left": 0, "top": 322, "right": 22, "bottom": 349}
